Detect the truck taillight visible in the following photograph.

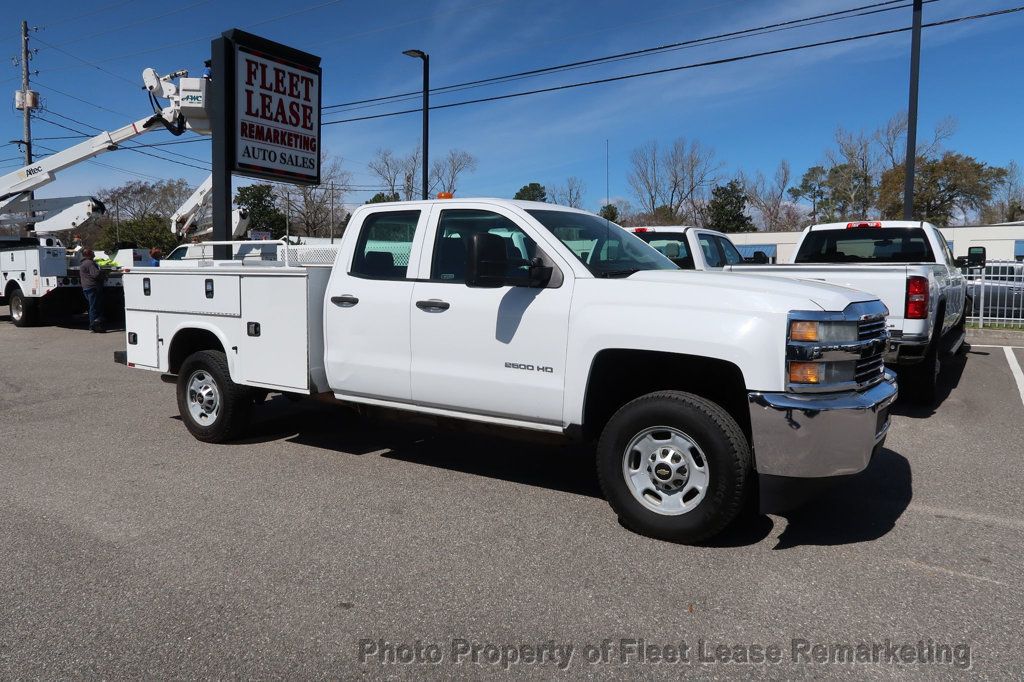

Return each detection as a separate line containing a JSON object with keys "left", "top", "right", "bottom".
{"left": 905, "top": 276, "right": 929, "bottom": 319}
{"left": 846, "top": 221, "right": 882, "bottom": 228}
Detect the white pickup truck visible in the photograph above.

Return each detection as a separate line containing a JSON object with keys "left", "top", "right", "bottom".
{"left": 726, "top": 221, "right": 968, "bottom": 403}
{"left": 116, "top": 199, "right": 897, "bottom": 543}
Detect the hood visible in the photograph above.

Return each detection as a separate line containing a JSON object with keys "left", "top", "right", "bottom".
{"left": 626, "top": 270, "right": 878, "bottom": 312}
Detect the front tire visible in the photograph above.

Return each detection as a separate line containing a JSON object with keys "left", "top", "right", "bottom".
{"left": 596, "top": 391, "right": 751, "bottom": 543}
{"left": 8, "top": 288, "right": 38, "bottom": 327}
{"left": 176, "top": 350, "right": 252, "bottom": 443}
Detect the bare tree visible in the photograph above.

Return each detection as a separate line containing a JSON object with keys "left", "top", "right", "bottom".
{"left": 826, "top": 128, "right": 878, "bottom": 219}
{"left": 549, "top": 176, "right": 586, "bottom": 208}
{"left": 627, "top": 138, "right": 719, "bottom": 224}
{"left": 367, "top": 149, "right": 402, "bottom": 198}
{"left": 430, "top": 149, "right": 478, "bottom": 196}
{"left": 744, "top": 160, "right": 792, "bottom": 231}
{"left": 628, "top": 140, "right": 661, "bottom": 215}
{"left": 277, "top": 156, "right": 351, "bottom": 238}
{"left": 97, "top": 179, "right": 193, "bottom": 223}
{"left": 400, "top": 147, "right": 421, "bottom": 201}
{"left": 875, "top": 111, "right": 957, "bottom": 169}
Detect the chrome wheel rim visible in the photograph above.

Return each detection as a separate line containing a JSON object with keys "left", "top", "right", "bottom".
{"left": 10, "top": 296, "right": 22, "bottom": 321}
{"left": 186, "top": 370, "right": 221, "bottom": 425}
{"left": 622, "top": 426, "right": 709, "bottom": 516}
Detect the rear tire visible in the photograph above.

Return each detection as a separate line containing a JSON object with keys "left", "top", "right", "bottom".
{"left": 8, "top": 288, "right": 38, "bottom": 327}
{"left": 906, "top": 341, "right": 940, "bottom": 405}
{"left": 176, "top": 350, "right": 252, "bottom": 443}
{"left": 596, "top": 390, "right": 751, "bottom": 544}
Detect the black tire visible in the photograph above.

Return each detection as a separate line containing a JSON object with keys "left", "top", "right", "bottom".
{"left": 8, "top": 288, "right": 39, "bottom": 327}
{"left": 906, "top": 341, "right": 940, "bottom": 405}
{"left": 596, "top": 390, "right": 752, "bottom": 544}
{"left": 176, "top": 350, "right": 252, "bottom": 443}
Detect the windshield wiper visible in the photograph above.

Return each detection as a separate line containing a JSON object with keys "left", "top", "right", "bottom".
{"left": 595, "top": 268, "right": 642, "bottom": 278}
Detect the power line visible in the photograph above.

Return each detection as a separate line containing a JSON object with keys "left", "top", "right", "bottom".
{"left": 32, "top": 35, "right": 139, "bottom": 87}
{"left": 323, "top": 5, "right": 1024, "bottom": 126}
{"left": 34, "top": 143, "right": 164, "bottom": 181}
{"left": 46, "top": 0, "right": 212, "bottom": 48}
{"left": 39, "top": 0, "right": 135, "bottom": 30}
{"left": 34, "top": 115, "right": 212, "bottom": 172}
{"left": 34, "top": 108, "right": 212, "bottom": 165}
{"left": 39, "top": 0, "right": 347, "bottom": 71}
{"left": 34, "top": 81, "right": 135, "bottom": 119}
{"left": 323, "top": 0, "right": 915, "bottom": 111}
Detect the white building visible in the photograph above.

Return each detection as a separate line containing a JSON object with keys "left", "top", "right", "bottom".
{"left": 728, "top": 221, "right": 1024, "bottom": 263}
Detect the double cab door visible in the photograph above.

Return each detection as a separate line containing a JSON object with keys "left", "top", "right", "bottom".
{"left": 324, "top": 202, "right": 573, "bottom": 426}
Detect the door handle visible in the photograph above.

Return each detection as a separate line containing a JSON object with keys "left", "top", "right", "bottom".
{"left": 331, "top": 294, "right": 359, "bottom": 307}
{"left": 416, "top": 299, "right": 450, "bottom": 312}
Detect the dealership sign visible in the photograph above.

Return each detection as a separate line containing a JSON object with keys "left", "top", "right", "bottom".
{"left": 219, "top": 30, "right": 322, "bottom": 185}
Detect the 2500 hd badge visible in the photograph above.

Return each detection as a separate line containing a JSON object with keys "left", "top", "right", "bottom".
{"left": 505, "top": 362, "right": 554, "bottom": 373}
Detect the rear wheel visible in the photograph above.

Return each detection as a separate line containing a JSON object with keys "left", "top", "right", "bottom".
{"left": 906, "top": 340, "right": 940, "bottom": 405}
{"left": 596, "top": 391, "right": 751, "bottom": 543}
{"left": 176, "top": 350, "right": 252, "bottom": 443}
{"left": 8, "top": 288, "right": 38, "bottom": 327}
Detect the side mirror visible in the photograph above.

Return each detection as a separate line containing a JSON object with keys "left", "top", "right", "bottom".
{"left": 466, "top": 232, "right": 508, "bottom": 288}
{"left": 527, "top": 257, "right": 553, "bottom": 288}
{"left": 751, "top": 250, "right": 769, "bottom": 264}
{"left": 967, "top": 246, "right": 986, "bottom": 269}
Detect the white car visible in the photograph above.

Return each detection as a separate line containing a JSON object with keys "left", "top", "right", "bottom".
{"left": 117, "top": 199, "right": 896, "bottom": 543}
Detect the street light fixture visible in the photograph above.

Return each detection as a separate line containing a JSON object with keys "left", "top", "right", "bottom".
{"left": 403, "top": 49, "right": 429, "bottom": 200}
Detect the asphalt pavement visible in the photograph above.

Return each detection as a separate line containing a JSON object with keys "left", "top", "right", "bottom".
{"left": 1, "top": 309, "right": 1023, "bottom": 678}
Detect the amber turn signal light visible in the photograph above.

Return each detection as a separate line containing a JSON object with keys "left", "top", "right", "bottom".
{"left": 789, "top": 320, "right": 819, "bottom": 342}
{"left": 788, "top": 361, "right": 821, "bottom": 384}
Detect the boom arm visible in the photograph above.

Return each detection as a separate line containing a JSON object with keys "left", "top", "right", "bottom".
{"left": 170, "top": 174, "right": 250, "bottom": 238}
{"left": 0, "top": 67, "right": 210, "bottom": 233}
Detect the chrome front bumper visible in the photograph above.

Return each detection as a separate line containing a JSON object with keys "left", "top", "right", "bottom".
{"left": 747, "top": 371, "right": 898, "bottom": 479}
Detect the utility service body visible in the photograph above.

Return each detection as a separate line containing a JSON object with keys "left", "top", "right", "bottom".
{"left": 235, "top": 47, "right": 320, "bottom": 180}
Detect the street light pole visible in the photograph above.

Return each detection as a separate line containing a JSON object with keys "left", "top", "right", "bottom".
{"left": 403, "top": 49, "right": 429, "bottom": 200}
{"left": 902, "top": 0, "right": 923, "bottom": 220}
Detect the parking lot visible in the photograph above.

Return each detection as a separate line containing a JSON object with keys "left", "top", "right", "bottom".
{"left": 2, "top": 310, "right": 1023, "bottom": 678}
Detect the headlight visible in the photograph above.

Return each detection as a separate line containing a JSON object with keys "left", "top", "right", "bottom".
{"left": 786, "top": 305, "right": 889, "bottom": 392}
{"left": 787, "top": 319, "right": 859, "bottom": 343}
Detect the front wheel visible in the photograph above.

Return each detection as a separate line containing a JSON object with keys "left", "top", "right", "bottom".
{"left": 596, "top": 391, "right": 751, "bottom": 543}
{"left": 8, "top": 288, "right": 38, "bottom": 327}
{"left": 176, "top": 350, "right": 252, "bottom": 443}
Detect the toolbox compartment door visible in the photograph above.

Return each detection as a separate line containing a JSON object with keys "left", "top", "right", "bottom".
{"left": 125, "top": 310, "right": 159, "bottom": 369}
{"left": 235, "top": 275, "right": 310, "bottom": 391}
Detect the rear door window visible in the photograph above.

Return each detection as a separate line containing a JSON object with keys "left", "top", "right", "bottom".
{"left": 350, "top": 210, "right": 420, "bottom": 279}
{"left": 697, "top": 233, "right": 723, "bottom": 268}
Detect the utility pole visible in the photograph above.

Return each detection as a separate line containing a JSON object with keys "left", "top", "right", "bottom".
{"left": 19, "top": 20, "right": 33, "bottom": 168}
{"left": 902, "top": 0, "right": 923, "bottom": 220}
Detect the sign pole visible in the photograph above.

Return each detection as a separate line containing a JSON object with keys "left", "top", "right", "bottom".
{"left": 210, "top": 35, "right": 234, "bottom": 259}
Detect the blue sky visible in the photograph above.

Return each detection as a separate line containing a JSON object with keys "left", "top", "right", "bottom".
{"left": 2, "top": 0, "right": 1022, "bottom": 212}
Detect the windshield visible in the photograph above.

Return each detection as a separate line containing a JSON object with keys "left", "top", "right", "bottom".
{"left": 795, "top": 227, "right": 935, "bottom": 264}
{"left": 526, "top": 210, "right": 678, "bottom": 277}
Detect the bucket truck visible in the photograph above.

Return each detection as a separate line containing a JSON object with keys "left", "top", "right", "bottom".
{"left": 1, "top": 67, "right": 210, "bottom": 327}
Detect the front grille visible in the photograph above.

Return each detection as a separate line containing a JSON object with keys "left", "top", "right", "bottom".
{"left": 855, "top": 316, "right": 887, "bottom": 387}
{"left": 858, "top": 317, "right": 887, "bottom": 340}
{"left": 855, "top": 355, "right": 885, "bottom": 384}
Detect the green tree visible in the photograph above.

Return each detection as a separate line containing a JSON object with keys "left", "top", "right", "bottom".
{"left": 235, "top": 184, "right": 287, "bottom": 238}
{"left": 514, "top": 183, "right": 547, "bottom": 202}
{"left": 878, "top": 153, "right": 1007, "bottom": 224}
{"left": 365, "top": 191, "right": 400, "bottom": 204}
{"left": 598, "top": 203, "right": 619, "bottom": 222}
{"left": 95, "top": 215, "right": 181, "bottom": 255}
{"left": 788, "top": 165, "right": 830, "bottom": 222}
{"left": 706, "top": 180, "right": 755, "bottom": 232}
